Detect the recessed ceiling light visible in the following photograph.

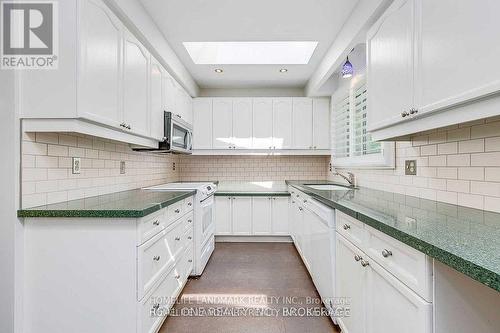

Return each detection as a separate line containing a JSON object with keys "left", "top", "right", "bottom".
{"left": 183, "top": 41, "right": 318, "bottom": 65}
{"left": 214, "top": 68, "right": 223, "bottom": 73}
{"left": 279, "top": 68, "right": 288, "bottom": 73}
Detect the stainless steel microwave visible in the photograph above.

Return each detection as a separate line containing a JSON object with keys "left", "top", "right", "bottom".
{"left": 133, "top": 112, "right": 192, "bottom": 154}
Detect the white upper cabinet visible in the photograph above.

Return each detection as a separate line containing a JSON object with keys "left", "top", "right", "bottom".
{"left": 367, "top": 0, "right": 415, "bottom": 132}
{"left": 192, "top": 97, "right": 331, "bottom": 153}
{"left": 312, "top": 98, "right": 330, "bottom": 149}
{"left": 123, "top": 29, "right": 150, "bottom": 137}
{"left": 163, "top": 72, "right": 176, "bottom": 115}
{"left": 252, "top": 98, "right": 274, "bottom": 149}
{"left": 212, "top": 99, "right": 233, "bottom": 149}
{"left": 232, "top": 98, "right": 253, "bottom": 149}
{"left": 273, "top": 98, "right": 293, "bottom": 149}
{"left": 149, "top": 56, "right": 164, "bottom": 140}
{"left": 368, "top": 0, "right": 500, "bottom": 140}
{"left": 417, "top": 0, "right": 500, "bottom": 116}
{"left": 292, "top": 98, "right": 313, "bottom": 149}
{"left": 193, "top": 98, "right": 213, "bottom": 149}
{"left": 79, "top": 0, "right": 122, "bottom": 127}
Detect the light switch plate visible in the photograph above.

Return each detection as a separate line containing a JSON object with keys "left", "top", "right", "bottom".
{"left": 72, "top": 157, "right": 81, "bottom": 174}
{"left": 120, "top": 161, "right": 126, "bottom": 174}
{"left": 405, "top": 160, "right": 417, "bottom": 175}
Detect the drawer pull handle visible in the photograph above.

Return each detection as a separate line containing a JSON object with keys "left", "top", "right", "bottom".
{"left": 188, "top": 219, "right": 192, "bottom": 223}
{"left": 153, "top": 256, "right": 160, "bottom": 261}
{"left": 343, "top": 224, "right": 351, "bottom": 230}
{"left": 382, "top": 249, "right": 393, "bottom": 258}
{"left": 175, "top": 237, "right": 181, "bottom": 241}
{"left": 188, "top": 259, "right": 193, "bottom": 263}
{"left": 175, "top": 209, "right": 180, "bottom": 213}
{"left": 175, "top": 274, "right": 181, "bottom": 279}
{"left": 354, "top": 255, "right": 362, "bottom": 262}
{"left": 303, "top": 199, "right": 307, "bottom": 203}
{"left": 188, "top": 236, "right": 192, "bottom": 240}
{"left": 298, "top": 207, "right": 303, "bottom": 211}
{"left": 188, "top": 202, "right": 192, "bottom": 206}
{"left": 152, "top": 220, "right": 160, "bottom": 226}
{"left": 361, "top": 260, "right": 370, "bottom": 267}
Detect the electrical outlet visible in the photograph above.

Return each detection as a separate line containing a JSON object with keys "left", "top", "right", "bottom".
{"left": 72, "top": 157, "right": 81, "bottom": 174}
{"left": 405, "top": 160, "right": 417, "bottom": 175}
{"left": 120, "top": 161, "right": 126, "bottom": 174}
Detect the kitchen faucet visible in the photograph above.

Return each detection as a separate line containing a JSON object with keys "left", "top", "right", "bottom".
{"left": 333, "top": 169, "right": 356, "bottom": 187}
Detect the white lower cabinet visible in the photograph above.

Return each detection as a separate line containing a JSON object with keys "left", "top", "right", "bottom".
{"left": 23, "top": 196, "right": 195, "bottom": 333}
{"left": 215, "top": 196, "right": 289, "bottom": 236}
{"left": 335, "top": 211, "right": 432, "bottom": 333}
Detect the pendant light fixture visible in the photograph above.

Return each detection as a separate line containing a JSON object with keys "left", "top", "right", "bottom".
{"left": 341, "top": 49, "right": 354, "bottom": 78}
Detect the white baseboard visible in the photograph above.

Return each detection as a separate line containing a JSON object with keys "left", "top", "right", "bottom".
{"left": 215, "top": 235, "right": 293, "bottom": 243}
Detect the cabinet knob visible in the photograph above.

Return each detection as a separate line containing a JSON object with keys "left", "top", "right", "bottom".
{"left": 152, "top": 220, "right": 160, "bottom": 226}
{"left": 409, "top": 108, "right": 418, "bottom": 115}
{"left": 175, "top": 274, "right": 181, "bottom": 279}
{"left": 188, "top": 219, "right": 192, "bottom": 223}
{"left": 361, "top": 260, "right": 370, "bottom": 267}
{"left": 303, "top": 199, "right": 307, "bottom": 203}
{"left": 343, "top": 224, "right": 351, "bottom": 230}
{"left": 298, "top": 207, "right": 303, "bottom": 211}
{"left": 382, "top": 249, "right": 393, "bottom": 258}
{"left": 188, "top": 202, "right": 192, "bottom": 206}
{"left": 401, "top": 111, "right": 409, "bottom": 118}
{"left": 153, "top": 255, "right": 160, "bottom": 261}
{"left": 126, "top": 124, "right": 131, "bottom": 129}
{"left": 354, "top": 255, "right": 362, "bottom": 262}
{"left": 188, "top": 236, "right": 192, "bottom": 240}
{"left": 314, "top": 146, "right": 317, "bottom": 149}
{"left": 188, "top": 259, "right": 193, "bottom": 263}
{"left": 175, "top": 209, "right": 180, "bottom": 213}
{"left": 175, "top": 237, "right": 181, "bottom": 241}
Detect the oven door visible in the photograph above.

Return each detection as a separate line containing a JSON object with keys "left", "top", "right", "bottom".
{"left": 200, "top": 195, "right": 215, "bottom": 244}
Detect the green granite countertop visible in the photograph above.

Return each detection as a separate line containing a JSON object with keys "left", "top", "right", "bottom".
{"left": 215, "top": 181, "right": 291, "bottom": 196}
{"left": 287, "top": 180, "right": 500, "bottom": 292}
{"left": 17, "top": 189, "right": 195, "bottom": 218}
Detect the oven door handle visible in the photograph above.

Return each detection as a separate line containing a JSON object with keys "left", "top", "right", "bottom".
{"left": 200, "top": 195, "right": 214, "bottom": 206}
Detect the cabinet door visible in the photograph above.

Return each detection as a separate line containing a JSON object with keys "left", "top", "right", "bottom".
{"left": 310, "top": 216, "right": 334, "bottom": 304}
{"left": 367, "top": 0, "right": 414, "bottom": 132}
{"left": 312, "top": 98, "right": 330, "bottom": 149}
{"left": 123, "top": 30, "right": 150, "bottom": 136}
{"left": 252, "top": 197, "right": 272, "bottom": 235}
{"left": 212, "top": 98, "right": 233, "bottom": 149}
{"left": 232, "top": 98, "right": 253, "bottom": 149}
{"left": 301, "top": 207, "right": 314, "bottom": 272}
{"left": 292, "top": 98, "right": 313, "bottom": 149}
{"left": 149, "top": 56, "right": 164, "bottom": 140}
{"left": 417, "top": 0, "right": 500, "bottom": 116}
{"left": 271, "top": 197, "right": 289, "bottom": 235}
{"left": 215, "top": 196, "right": 232, "bottom": 235}
{"left": 184, "top": 92, "right": 193, "bottom": 125}
{"left": 336, "top": 234, "right": 366, "bottom": 333}
{"left": 252, "top": 98, "right": 273, "bottom": 149}
{"left": 79, "top": 0, "right": 122, "bottom": 127}
{"left": 231, "top": 197, "right": 252, "bottom": 235}
{"left": 365, "top": 257, "right": 432, "bottom": 333}
{"left": 193, "top": 98, "right": 213, "bottom": 149}
{"left": 163, "top": 73, "right": 176, "bottom": 114}
{"left": 273, "top": 98, "right": 293, "bottom": 149}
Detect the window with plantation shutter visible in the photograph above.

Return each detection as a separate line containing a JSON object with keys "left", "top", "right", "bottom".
{"left": 331, "top": 78, "right": 394, "bottom": 168}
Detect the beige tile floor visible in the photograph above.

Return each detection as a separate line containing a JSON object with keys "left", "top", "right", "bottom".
{"left": 160, "top": 243, "right": 340, "bottom": 333}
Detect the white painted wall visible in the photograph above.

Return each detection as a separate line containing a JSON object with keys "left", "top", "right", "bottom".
{"left": 0, "top": 71, "right": 22, "bottom": 333}
{"left": 105, "top": 0, "right": 199, "bottom": 97}
{"left": 199, "top": 87, "right": 306, "bottom": 97}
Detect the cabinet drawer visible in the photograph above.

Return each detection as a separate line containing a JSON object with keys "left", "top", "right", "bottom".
{"left": 183, "top": 196, "right": 194, "bottom": 213}
{"left": 137, "top": 210, "right": 166, "bottom": 245}
{"left": 176, "top": 245, "right": 194, "bottom": 283}
{"left": 336, "top": 211, "right": 368, "bottom": 250}
{"left": 139, "top": 268, "right": 178, "bottom": 333}
{"left": 183, "top": 211, "right": 194, "bottom": 233}
{"left": 167, "top": 200, "right": 184, "bottom": 224}
{"left": 365, "top": 225, "right": 433, "bottom": 301}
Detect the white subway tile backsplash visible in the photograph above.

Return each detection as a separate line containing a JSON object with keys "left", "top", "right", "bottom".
{"left": 328, "top": 116, "right": 500, "bottom": 212}
{"left": 47, "top": 145, "right": 68, "bottom": 157}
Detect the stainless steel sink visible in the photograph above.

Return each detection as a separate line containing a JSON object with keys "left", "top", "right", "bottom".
{"left": 305, "top": 184, "right": 352, "bottom": 191}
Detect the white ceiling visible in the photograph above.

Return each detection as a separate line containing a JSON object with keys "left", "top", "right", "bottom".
{"left": 138, "top": 0, "right": 359, "bottom": 89}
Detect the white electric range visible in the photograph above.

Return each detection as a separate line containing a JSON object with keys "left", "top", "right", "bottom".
{"left": 143, "top": 182, "right": 217, "bottom": 276}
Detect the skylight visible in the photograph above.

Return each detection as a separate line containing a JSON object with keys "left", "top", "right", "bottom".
{"left": 183, "top": 41, "right": 318, "bottom": 65}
